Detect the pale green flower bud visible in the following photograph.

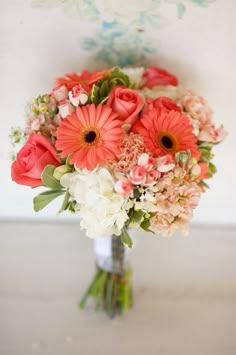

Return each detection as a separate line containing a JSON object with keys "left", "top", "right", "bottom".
{"left": 53, "top": 165, "right": 71, "bottom": 180}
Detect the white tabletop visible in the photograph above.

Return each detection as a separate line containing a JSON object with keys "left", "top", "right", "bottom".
{"left": 0, "top": 221, "right": 235, "bottom": 355}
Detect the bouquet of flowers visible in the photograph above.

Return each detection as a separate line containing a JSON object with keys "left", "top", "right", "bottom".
{"left": 10, "top": 65, "right": 226, "bottom": 317}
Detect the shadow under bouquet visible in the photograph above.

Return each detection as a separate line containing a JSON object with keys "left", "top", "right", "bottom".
{"left": 10, "top": 65, "right": 227, "bottom": 317}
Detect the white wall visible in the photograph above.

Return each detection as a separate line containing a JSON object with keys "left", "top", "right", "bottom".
{"left": 1, "top": 0, "right": 235, "bottom": 224}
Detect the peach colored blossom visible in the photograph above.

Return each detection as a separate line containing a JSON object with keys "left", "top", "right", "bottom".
{"left": 180, "top": 89, "right": 227, "bottom": 143}
{"left": 149, "top": 166, "right": 201, "bottom": 237}
{"left": 52, "top": 85, "right": 68, "bottom": 103}
{"left": 181, "top": 89, "right": 212, "bottom": 124}
{"left": 198, "top": 123, "right": 228, "bottom": 143}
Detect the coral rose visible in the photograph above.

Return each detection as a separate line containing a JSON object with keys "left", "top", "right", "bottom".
{"left": 107, "top": 86, "right": 144, "bottom": 129}
{"left": 143, "top": 97, "right": 181, "bottom": 115}
{"left": 143, "top": 66, "right": 178, "bottom": 88}
{"left": 11, "top": 133, "right": 61, "bottom": 187}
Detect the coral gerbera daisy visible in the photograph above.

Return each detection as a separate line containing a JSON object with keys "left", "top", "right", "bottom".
{"left": 56, "top": 104, "right": 124, "bottom": 170}
{"left": 132, "top": 108, "right": 200, "bottom": 160}
{"left": 55, "top": 70, "right": 106, "bottom": 91}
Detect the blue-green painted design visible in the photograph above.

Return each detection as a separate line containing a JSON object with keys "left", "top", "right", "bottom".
{"left": 32, "top": 0, "right": 216, "bottom": 65}
{"left": 83, "top": 21, "right": 160, "bottom": 66}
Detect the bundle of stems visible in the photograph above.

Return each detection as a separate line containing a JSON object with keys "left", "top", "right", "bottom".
{"left": 79, "top": 234, "right": 132, "bottom": 318}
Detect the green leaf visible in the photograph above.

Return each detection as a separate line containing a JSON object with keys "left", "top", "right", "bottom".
{"left": 133, "top": 188, "right": 141, "bottom": 199}
{"left": 100, "top": 96, "right": 109, "bottom": 104}
{"left": 198, "top": 142, "right": 213, "bottom": 150}
{"left": 128, "top": 209, "right": 145, "bottom": 227}
{"left": 175, "top": 150, "right": 191, "bottom": 165}
{"left": 68, "top": 200, "right": 77, "bottom": 213}
{"left": 58, "top": 189, "right": 70, "bottom": 214}
{"left": 41, "top": 165, "right": 62, "bottom": 190}
{"left": 110, "top": 67, "right": 131, "bottom": 87}
{"left": 100, "top": 80, "right": 109, "bottom": 98}
{"left": 199, "top": 180, "right": 209, "bottom": 189}
{"left": 198, "top": 142, "right": 214, "bottom": 163}
{"left": 209, "top": 162, "right": 217, "bottom": 174}
{"left": 110, "top": 77, "right": 127, "bottom": 87}
{"left": 90, "top": 84, "right": 100, "bottom": 104}
{"left": 33, "top": 190, "right": 64, "bottom": 212}
{"left": 121, "top": 228, "right": 133, "bottom": 248}
{"left": 66, "top": 154, "right": 73, "bottom": 169}
{"left": 133, "top": 210, "right": 145, "bottom": 222}
{"left": 140, "top": 219, "right": 154, "bottom": 233}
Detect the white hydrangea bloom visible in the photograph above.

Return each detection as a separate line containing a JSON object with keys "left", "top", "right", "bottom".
{"left": 61, "top": 167, "right": 128, "bottom": 238}
{"left": 138, "top": 85, "right": 181, "bottom": 100}
{"left": 122, "top": 67, "right": 145, "bottom": 88}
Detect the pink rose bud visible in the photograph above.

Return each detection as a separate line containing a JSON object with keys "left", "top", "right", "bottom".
{"left": 52, "top": 85, "right": 68, "bottom": 103}
{"left": 115, "top": 179, "right": 133, "bottom": 197}
{"left": 128, "top": 165, "right": 146, "bottom": 185}
{"left": 68, "top": 85, "right": 89, "bottom": 106}
{"left": 58, "top": 100, "right": 75, "bottom": 119}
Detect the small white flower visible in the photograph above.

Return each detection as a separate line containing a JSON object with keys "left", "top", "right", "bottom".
{"left": 58, "top": 101, "right": 75, "bottom": 118}
{"left": 68, "top": 90, "right": 88, "bottom": 106}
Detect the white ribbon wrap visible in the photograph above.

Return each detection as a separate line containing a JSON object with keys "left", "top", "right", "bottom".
{"left": 94, "top": 235, "right": 133, "bottom": 274}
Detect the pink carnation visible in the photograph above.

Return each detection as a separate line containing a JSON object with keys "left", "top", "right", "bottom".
{"left": 180, "top": 89, "right": 227, "bottom": 143}
{"left": 107, "top": 133, "right": 148, "bottom": 174}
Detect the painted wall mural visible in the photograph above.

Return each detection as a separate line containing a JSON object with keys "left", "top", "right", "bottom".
{"left": 32, "top": 0, "right": 216, "bottom": 65}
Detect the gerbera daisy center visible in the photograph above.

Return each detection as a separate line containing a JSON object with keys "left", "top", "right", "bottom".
{"left": 84, "top": 130, "right": 97, "bottom": 143}
{"left": 156, "top": 130, "right": 178, "bottom": 154}
{"left": 161, "top": 135, "right": 173, "bottom": 149}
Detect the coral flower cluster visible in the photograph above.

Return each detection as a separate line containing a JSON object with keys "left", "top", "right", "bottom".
{"left": 10, "top": 65, "right": 227, "bottom": 243}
